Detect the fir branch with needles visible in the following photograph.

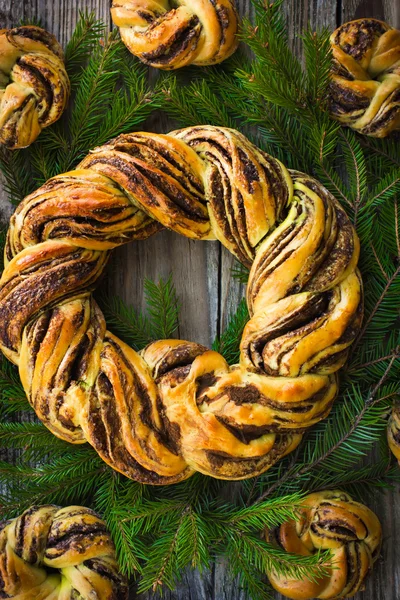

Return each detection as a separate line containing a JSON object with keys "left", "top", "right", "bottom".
{"left": 97, "top": 274, "right": 180, "bottom": 349}
{"left": 212, "top": 299, "right": 249, "bottom": 365}
{"left": 63, "top": 11, "right": 105, "bottom": 88}
{"left": 144, "top": 275, "right": 181, "bottom": 340}
{"left": 96, "top": 293, "right": 153, "bottom": 351}
{"left": 0, "top": 357, "right": 31, "bottom": 417}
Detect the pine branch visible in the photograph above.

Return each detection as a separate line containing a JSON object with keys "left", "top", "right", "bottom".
{"left": 17, "top": 17, "right": 43, "bottom": 27}
{"left": 91, "top": 55, "right": 161, "bottom": 147}
{"left": 144, "top": 275, "right": 180, "bottom": 340}
{"left": 160, "top": 74, "right": 236, "bottom": 129}
{"left": 222, "top": 493, "right": 305, "bottom": 531}
{"left": 309, "top": 460, "right": 400, "bottom": 500}
{"left": 0, "top": 357, "right": 30, "bottom": 416}
{"left": 226, "top": 550, "right": 273, "bottom": 600}
{"left": 64, "top": 11, "right": 105, "bottom": 88}
{"left": 0, "top": 147, "right": 34, "bottom": 204}
{"left": 239, "top": 1, "right": 306, "bottom": 115}
{"left": 340, "top": 130, "right": 367, "bottom": 225}
{"left": 96, "top": 275, "right": 180, "bottom": 348}
{"left": 97, "top": 293, "right": 153, "bottom": 350}
{"left": 95, "top": 472, "right": 145, "bottom": 577}
{"left": 57, "top": 31, "right": 124, "bottom": 171}
{"left": 302, "top": 27, "right": 332, "bottom": 109}
{"left": 231, "top": 260, "right": 250, "bottom": 284}
{"left": 212, "top": 299, "right": 249, "bottom": 365}
{"left": 223, "top": 531, "right": 328, "bottom": 590}
{"left": 0, "top": 448, "right": 104, "bottom": 517}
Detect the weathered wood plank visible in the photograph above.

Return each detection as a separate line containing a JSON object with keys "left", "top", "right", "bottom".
{"left": 341, "top": 0, "right": 400, "bottom": 27}
{"left": 0, "top": 1, "right": 399, "bottom": 599}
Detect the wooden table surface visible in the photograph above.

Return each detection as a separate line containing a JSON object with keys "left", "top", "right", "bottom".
{"left": 1, "top": 0, "right": 399, "bottom": 599}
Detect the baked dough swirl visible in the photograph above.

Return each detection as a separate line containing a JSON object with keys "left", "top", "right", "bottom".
{"left": 0, "top": 26, "right": 70, "bottom": 149}
{"left": 388, "top": 402, "right": 400, "bottom": 464}
{"left": 266, "top": 490, "right": 382, "bottom": 600}
{"left": 329, "top": 18, "right": 400, "bottom": 137}
{"left": 0, "top": 504, "right": 128, "bottom": 599}
{"left": 0, "top": 126, "right": 362, "bottom": 484}
{"left": 111, "top": 0, "right": 239, "bottom": 69}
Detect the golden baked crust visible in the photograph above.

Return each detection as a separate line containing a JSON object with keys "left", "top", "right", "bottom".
{"left": 266, "top": 490, "right": 382, "bottom": 600}
{"left": 0, "top": 125, "right": 362, "bottom": 484}
{"left": 329, "top": 18, "right": 400, "bottom": 137}
{"left": 0, "top": 26, "right": 70, "bottom": 149}
{"left": 0, "top": 505, "right": 128, "bottom": 599}
{"left": 111, "top": 0, "right": 239, "bottom": 69}
{"left": 388, "top": 402, "right": 400, "bottom": 463}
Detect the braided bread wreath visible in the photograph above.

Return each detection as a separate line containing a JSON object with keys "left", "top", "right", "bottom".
{"left": 329, "top": 18, "right": 400, "bottom": 137}
{"left": 0, "top": 504, "right": 128, "bottom": 599}
{"left": 266, "top": 490, "right": 382, "bottom": 600}
{"left": 0, "top": 126, "right": 362, "bottom": 484}
{"left": 0, "top": 26, "right": 70, "bottom": 149}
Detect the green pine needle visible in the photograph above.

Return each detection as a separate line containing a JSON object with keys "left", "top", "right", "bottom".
{"left": 97, "top": 293, "right": 153, "bottom": 350}
{"left": 144, "top": 274, "right": 180, "bottom": 340}
{"left": 212, "top": 299, "right": 249, "bottom": 365}
{"left": 64, "top": 11, "right": 105, "bottom": 88}
{"left": 0, "top": 357, "right": 30, "bottom": 416}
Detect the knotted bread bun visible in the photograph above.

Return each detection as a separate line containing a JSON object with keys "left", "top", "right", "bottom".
{"left": 329, "top": 18, "right": 400, "bottom": 137}
{"left": 0, "top": 26, "right": 70, "bottom": 149}
{"left": 266, "top": 490, "right": 382, "bottom": 600}
{"left": 0, "top": 504, "right": 128, "bottom": 599}
{"left": 0, "top": 126, "right": 362, "bottom": 484}
{"left": 111, "top": 0, "right": 239, "bottom": 69}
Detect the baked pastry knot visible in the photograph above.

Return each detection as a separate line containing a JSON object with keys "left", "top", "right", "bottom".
{"left": 0, "top": 26, "right": 70, "bottom": 149}
{"left": 388, "top": 402, "right": 400, "bottom": 464}
{"left": 0, "top": 126, "right": 362, "bottom": 484}
{"left": 329, "top": 18, "right": 400, "bottom": 137}
{"left": 266, "top": 490, "right": 382, "bottom": 600}
{"left": 111, "top": 0, "right": 239, "bottom": 69}
{"left": 0, "top": 504, "right": 128, "bottom": 599}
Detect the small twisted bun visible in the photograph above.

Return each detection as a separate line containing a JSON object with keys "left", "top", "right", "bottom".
{"left": 266, "top": 490, "right": 382, "bottom": 600}
{"left": 0, "top": 505, "right": 128, "bottom": 599}
{"left": 329, "top": 18, "right": 400, "bottom": 137}
{"left": 111, "top": 0, "right": 239, "bottom": 69}
{"left": 0, "top": 26, "right": 70, "bottom": 149}
{"left": 0, "top": 126, "right": 362, "bottom": 484}
{"left": 388, "top": 402, "right": 400, "bottom": 463}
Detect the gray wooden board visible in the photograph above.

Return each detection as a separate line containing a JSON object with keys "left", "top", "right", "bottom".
{"left": 0, "top": 0, "right": 399, "bottom": 598}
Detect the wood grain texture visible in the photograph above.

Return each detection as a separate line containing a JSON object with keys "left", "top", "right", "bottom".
{"left": 0, "top": 1, "right": 399, "bottom": 599}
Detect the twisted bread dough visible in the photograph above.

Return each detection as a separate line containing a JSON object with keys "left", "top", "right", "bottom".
{"left": 111, "top": 0, "right": 238, "bottom": 69}
{"left": 266, "top": 490, "right": 382, "bottom": 600}
{"left": 0, "top": 126, "right": 362, "bottom": 484}
{"left": 329, "top": 18, "right": 400, "bottom": 137}
{"left": 0, "top": 505, "right": 128, "bottom": 599}
{"left": 0, "top": 26, "right": 70, "bottom": 149}
{"left": 388, "top": 402, "right": 400, "bottom": 464}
